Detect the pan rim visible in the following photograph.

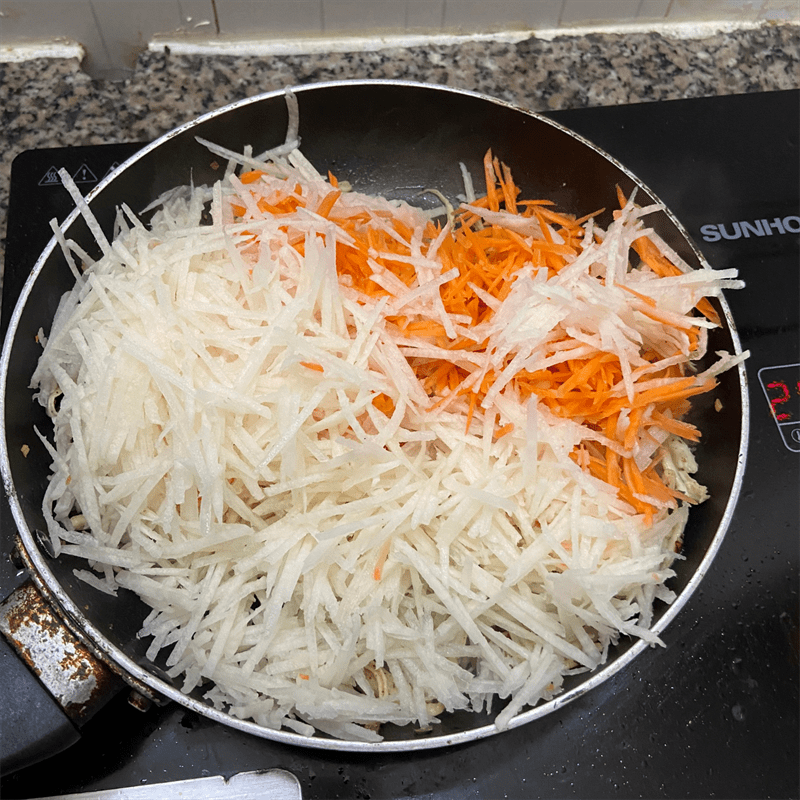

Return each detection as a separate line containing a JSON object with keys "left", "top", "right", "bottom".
{"left": 0, "top": 78, "right": 750, "bottom": 752}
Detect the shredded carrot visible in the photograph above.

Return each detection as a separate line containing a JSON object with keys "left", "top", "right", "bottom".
{"left": 316, "top": 189, "right": 341, "bottom": 219}
{"left": 494, "top": 423, "right": 515, "bottom": 440}
{"left": 618, "top": 186, "right": 722, "bottom": 327}
{"left": 372, "top": 393, "right": 395, "bottom": 417}
{"left": 227, "top": 151, "right": 726, "bottom": 521}
{"left": 650, "top": 409, "right": 701, "bottom": 442}
{"left": 240, "top": 170, "right": 264, "bottom": 184}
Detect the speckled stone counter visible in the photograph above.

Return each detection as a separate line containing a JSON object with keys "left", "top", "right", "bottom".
{"left": 1, "top": 22, "right": 798, "bottom": 279}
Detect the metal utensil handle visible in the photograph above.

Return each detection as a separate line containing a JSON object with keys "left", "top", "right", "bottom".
{"left": 28, "top": 769, "right": 304, "bottom": 799}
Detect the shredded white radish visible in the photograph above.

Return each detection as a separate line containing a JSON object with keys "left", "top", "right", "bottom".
{"left": 31, "top": 115, "right": 746, "bottom": 742}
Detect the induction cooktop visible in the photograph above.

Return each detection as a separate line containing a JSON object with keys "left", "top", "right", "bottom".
{"left": 1, "top": 89, "right": 798, "bottom": 800}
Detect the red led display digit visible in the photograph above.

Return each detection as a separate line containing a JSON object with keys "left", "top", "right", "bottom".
{"left": 767, "top": 381, "right": 792, "bottom": 421}
{"left": 758, "top": 364, "right": 800, "bottom": 452}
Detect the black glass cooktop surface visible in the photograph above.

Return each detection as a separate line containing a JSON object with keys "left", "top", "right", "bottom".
{"left": 1, "top": 89, "right": 798, "bottom": 799}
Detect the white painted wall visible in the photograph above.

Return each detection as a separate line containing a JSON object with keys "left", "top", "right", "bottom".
{"left": 1, "top": 0, "right": 798, "bottom": 79}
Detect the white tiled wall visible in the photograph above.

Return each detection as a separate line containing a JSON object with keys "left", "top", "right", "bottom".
{"left": 1, "top": 0, "right": 798, "bottom": 78}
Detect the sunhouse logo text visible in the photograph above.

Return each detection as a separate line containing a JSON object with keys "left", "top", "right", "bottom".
{"left": 700, "top": 215, "right": 800, "bottom": 242}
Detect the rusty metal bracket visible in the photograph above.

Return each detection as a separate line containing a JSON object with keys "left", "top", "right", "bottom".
{"left": 10, "top": 532, "right": 165, "bottom": 707}
{"left": 0, "top": 580, "right": 124, "bottom": 726}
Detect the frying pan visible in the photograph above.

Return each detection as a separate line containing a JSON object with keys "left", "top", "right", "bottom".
{"left": 0, "top": 80, "right": 748, "bottom": 766}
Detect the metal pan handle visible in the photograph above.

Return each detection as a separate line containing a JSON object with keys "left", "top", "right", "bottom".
{"left": 0, "top": 580, "right": 124, "bottom": 775}
{"left": 0, "top": 632, "right": 80, "bottom": 775}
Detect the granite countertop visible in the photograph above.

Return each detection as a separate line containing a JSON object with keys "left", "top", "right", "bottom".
{"left": 1, "top": 22, "right": 798, "bottom": 282}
